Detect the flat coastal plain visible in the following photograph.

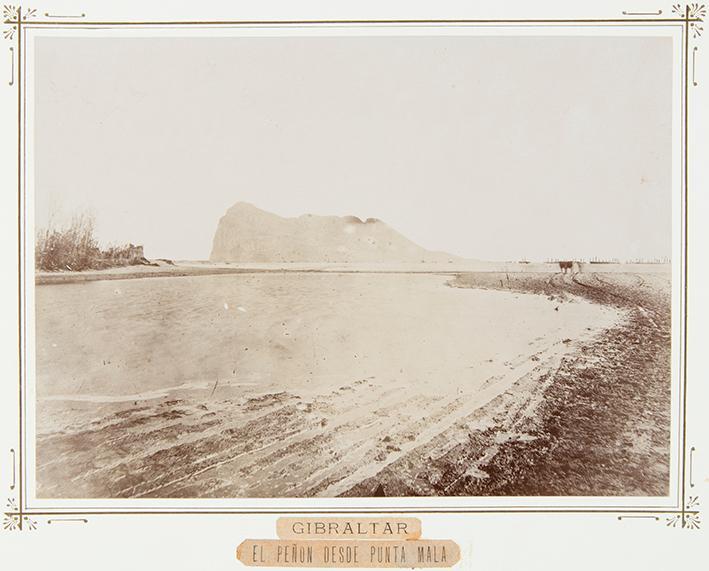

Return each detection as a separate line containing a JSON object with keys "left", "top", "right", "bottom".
{"left": 34, "top": 264, "right": 671, "bottom": 498}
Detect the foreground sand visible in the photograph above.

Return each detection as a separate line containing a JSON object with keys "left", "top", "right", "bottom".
{"left": 34, "top": 269, "right": 669, "bottom": 497}
{"left": 346, "top": 271, "right": 672, "bottom": 496}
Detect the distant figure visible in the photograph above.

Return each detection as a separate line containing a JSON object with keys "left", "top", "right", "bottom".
{"left": 558, "top": 260, "right": 582, "bottom": 274}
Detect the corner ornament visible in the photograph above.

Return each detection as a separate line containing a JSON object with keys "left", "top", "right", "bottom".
{"left": 618, "top": 444, "right": 700, "bottom": 530}
{"left": 2, "top": 449, "right": 39, "bottom": 532}
{"left": 666, "top": 498, "right": 701, "bottom": 530}
{"left": 3, "top": 5, "right": 36, "bottom": 40}
{"left": 673, "top": 3, "right": 706, "bottom": 37}
{"left": 3, "top": 498, "right": 36, "bottom": 532}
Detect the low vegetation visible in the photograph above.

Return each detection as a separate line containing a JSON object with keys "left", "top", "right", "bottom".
{"left": 35, "top": 214, "right": 145, "bottom": 271}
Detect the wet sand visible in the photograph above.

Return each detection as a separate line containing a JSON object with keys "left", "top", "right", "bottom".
{"left": 345, "top": 271, "right": 672, "bottom": 497}
{"left": 34, "top": 269, "right": 667, "bottom": 498}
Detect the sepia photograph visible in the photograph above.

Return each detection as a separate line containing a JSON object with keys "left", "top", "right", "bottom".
{"left": 32, "top": 33, "right": 674, "bottom": 499}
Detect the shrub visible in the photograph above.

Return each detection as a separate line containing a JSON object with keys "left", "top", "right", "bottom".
{"left": 35, "top": 214, "right": 144, "bottom": 271}
{"left": 35, "top": 214, "right": 101, "bottom": 271}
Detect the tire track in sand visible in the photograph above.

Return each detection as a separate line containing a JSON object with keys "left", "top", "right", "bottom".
{"left": 313, "top": 340, "right": 581, "bottom": 497}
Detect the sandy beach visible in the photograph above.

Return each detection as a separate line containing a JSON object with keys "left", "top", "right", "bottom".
{"left": 33, "top": 265, "right": 670, "bottom": 498}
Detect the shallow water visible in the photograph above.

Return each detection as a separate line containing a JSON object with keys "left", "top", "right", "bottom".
{"left": 35, "top": 272, "right": 619, "bottom": 400}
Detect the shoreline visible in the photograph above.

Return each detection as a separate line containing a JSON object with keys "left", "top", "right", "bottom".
{"left": 345, "top": 271, "right": 671, "bottom": 496}
{"left": 34, "top": 270, "right": 670, "bottom": 497}
{"left": 34, "top": 261, "right": 671, "bottom": 286}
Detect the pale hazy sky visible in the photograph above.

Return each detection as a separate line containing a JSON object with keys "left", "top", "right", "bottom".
{"left": 35, "top": 35, "right": 672, "bottom": 261}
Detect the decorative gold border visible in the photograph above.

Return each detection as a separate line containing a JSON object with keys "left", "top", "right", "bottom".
{"left": 1, "top": 3, "right": 703, "bottom": 531}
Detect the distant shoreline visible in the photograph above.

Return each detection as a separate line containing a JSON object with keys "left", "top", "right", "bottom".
{"left": 34, "top": 260, "right": 672, "bottom": 286}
